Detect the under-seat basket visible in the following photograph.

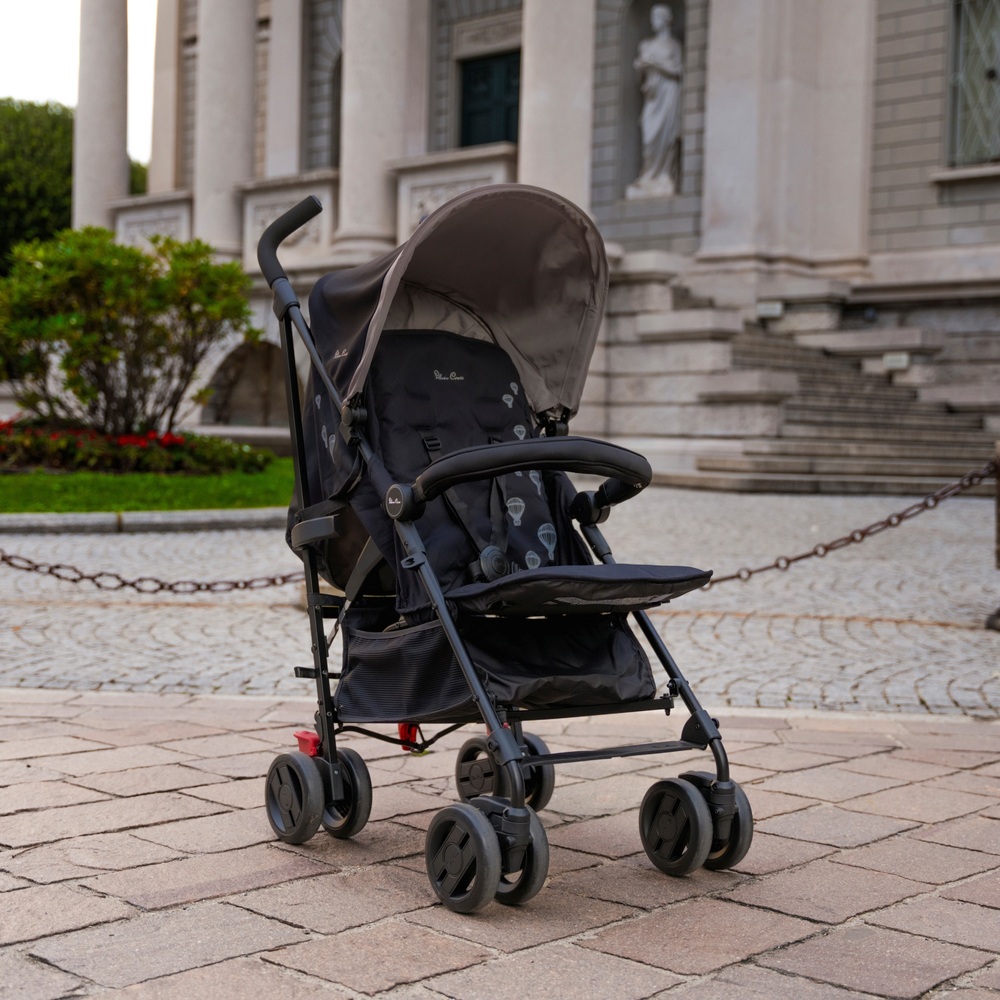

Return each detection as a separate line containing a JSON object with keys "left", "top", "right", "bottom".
{"left": 335, "top": 608, "right": 656, "bottom": 723}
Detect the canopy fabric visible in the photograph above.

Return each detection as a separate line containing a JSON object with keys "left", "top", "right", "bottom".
{"left": 307, "top": 184, "right": 609, "bottom": 421}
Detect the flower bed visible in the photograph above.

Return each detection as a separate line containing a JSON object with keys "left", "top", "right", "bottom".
{"left": 0, "top": 420, "right": 273, "bottom": 474}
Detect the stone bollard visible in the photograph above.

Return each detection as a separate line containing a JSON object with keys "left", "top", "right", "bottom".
{"left": 990, "top": 440, "right": 1000, "bottom": 631}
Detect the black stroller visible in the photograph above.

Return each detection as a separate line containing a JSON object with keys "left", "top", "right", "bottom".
{"left": 258, "top": 184, "right": 752, "bottom": 913}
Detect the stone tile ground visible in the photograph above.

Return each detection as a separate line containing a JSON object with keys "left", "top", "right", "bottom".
{"left": 1, "top": 691, "right": 999, "bottom": 999}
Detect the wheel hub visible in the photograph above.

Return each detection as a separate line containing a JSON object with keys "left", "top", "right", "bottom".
{"left": 444, "top": 842, "right": 465, "bottom": 875}
{"left": 278, "top": 784, "right": 294, "bottom": 811}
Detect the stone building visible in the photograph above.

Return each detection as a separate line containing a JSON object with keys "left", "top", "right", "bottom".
{"left": 73, "top": 0, "right": 1000, "bottom": 492}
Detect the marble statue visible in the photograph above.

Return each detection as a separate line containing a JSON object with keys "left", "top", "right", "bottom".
{"left": 627, "top": 4, "right": 683, "bottom": 199}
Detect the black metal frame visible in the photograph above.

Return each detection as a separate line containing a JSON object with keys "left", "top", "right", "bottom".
{"left": 260, "top": 197, "right": 735, "bottom": 837}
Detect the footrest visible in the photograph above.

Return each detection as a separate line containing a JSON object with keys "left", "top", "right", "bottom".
{"left": 290, "top": 514, "right": 342, "bottom": 552}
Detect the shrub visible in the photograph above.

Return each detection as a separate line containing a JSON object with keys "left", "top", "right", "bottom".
{"left": 0, "top": 419, "right": 273, "bottom": 474}
{"left": 0, "top": 228, "right": 259, "bottom": 436}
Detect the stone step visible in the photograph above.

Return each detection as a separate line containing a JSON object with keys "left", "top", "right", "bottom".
{"left": 654, "top": 468, "right": 994, "bottom": 497}
{"left": 796, "top": 373, "right": 916, "bottom": 398}
{"left": 782, "top": 392, "right": 946, "bottom": 414}
{"left": 743, "top": 437, "right": 995, "bottom": 461}
{"left": 696, "top": 453, "right": 990, "bottom": 478}
{"left": 637, "top": 309, "right": 745, "bottom": 341}
{"left": 781, "top": 421, "right": 994, "bottom": 444}
{"left": 732, "top": 349, "right": 861, "bottom": 376}
{"left": 794, "top": 326, "right": 943, "bottom": 357}
{"left": 781, "top": 406, "right": 983, "bottom": 430}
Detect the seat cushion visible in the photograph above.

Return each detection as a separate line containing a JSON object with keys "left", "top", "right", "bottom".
{"left": 446, "top": 563, "right": 711, "bottom": 615}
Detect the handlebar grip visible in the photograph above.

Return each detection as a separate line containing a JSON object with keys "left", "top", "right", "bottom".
{"left": 257, "top": 196, "right": 323, "bottom": 287}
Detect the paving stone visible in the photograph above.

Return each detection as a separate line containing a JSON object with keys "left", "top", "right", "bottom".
{"left": 0, "top": 778, "right": 108, "bottom": 815}
{"left": 0, "top": 951, "right": 84, "bottom": 1000}
{"left": 0, "top": 883, "right": 134, "bottom": 944}
{"left": 841, "top": 783, "right": 990, "bottom": 823}
{"left": 841, "top": 753, "right": 956, "bottom": 781}
{"left": 71, "top": 763, "right": 229, "bottom": 796}
{"left": 834, "top": 835, "right": 1000, "bottom": 884}
{"left": 729, "top": 830, "right": 834, "bottom": 874}
{"left": 757, "top": 802, "right": 917, "bottom": 847}
{"left": 0, "top": 832, "right": 185, "bottom": 883}
{"left": 0, "top": 760, "right": 68, "bottom": 786}
{"left": 663, "top": 963, "right": 884, "bottom": 999}
{"left": 268, "top": 921, "right": 492, "bottom": 995}
{"left": 868, "top": 896, "right": 1000, "bottom": 951}
{"left": 942, "top": 869, "right": 1000, "bottom": 909}
{"left": 32, "top": 744, "right": 195, "bottom": 776}
{"left": 29, "top": 900, "right": 308, "bottom": 989}
{"left": 759, "top": 924, "right": 992, "bottom": 998}
{"left": 81, "top": 843, "right": 335, "bottom": 909}
{"left": 728, "top": 746, "right": 843, "bottom": 771}
{"left": 583, "top": 896, "right": 815, "bottom": 975}
{"left": 967, "top": 962, "right": 1000, "bottom": 989}
{"left": 724, "top": 858, "right": 930, "bottom": 923}
{"left": 896, "top": 749, "right": 1000, "bottom": 770}
{"left": 0, "top": 872, "right": 29, "bottom": 891}
{"left": 158, "top": 732, "right": 280, "bottom": 757}
{"left": 62, "top": 721, "right": 225, "bottom": 746}
{"left": 755, "top": 764, "right": 906, "bottom": 802}
{"left": 925, "top": 768, "right": 1000, "bottom": 798}
{"left": 550, "top": 857, "right": 740, "bottom": 909}
{"left": 273, "top": 819, "right": 423, "bottom": 868}
{"left": 427, "top": 942, "right": 681, "bottom": 1000}
{"left": 110, "top": 955, "right": 351, "bottom": 999}
{"left": 229, "top": 864, "right": 432, "bottom": 933}
{"left": 742, "top": 787, "right": 818, "bottom": 819}
{"left": 180, "top": 776, "right": 264, "bottom": 808}
{"left": 182, "top": 751, "right": 278, "bottom": 779}
{"left": 409, "top": 887, "right": 636, "bottom": 953}
{"left": 0, "top": 735, "right": 111, "bottom": 761}
{"left": 0, "top": 791, "right": 224, "bottom": 848}
{"left": 132, "top": 806, "right": 272, "bottom": 853}
{"left": 545, "top": 809, "right": 642, "bottom": 858}
{"left": 545, "top": 773, "right": 656, "bottom": 818}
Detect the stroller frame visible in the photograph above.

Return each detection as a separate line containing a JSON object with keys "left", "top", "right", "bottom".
{"left": 259, "top": 196, "right": 751, "bottom": 913}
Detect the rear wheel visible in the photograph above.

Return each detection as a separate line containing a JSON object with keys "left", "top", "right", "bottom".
{"left": 322, "top": 748, "right": 373, "bottom": 839}
{"left": 265, "top": 751, "right": 324, "bottom": 844}
{"left": 455, "top": 732, "right": 555, "bottom": 812}
{"left": 494, "top": 805, "right": 549, "bottom": 906}
{"left": 638, "top": 778, "right": 712, "bottom": 876}
{"left": 521, "top": 733, "right": 556, "bottom": 812}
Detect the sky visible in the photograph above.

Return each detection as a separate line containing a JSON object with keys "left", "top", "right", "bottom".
{"left": 0, "top": 0, "right": 157, "bottom": 162}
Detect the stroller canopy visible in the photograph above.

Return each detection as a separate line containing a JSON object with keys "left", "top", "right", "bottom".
{"left": 309, "top": 184, "right": 609, "bottom": 421}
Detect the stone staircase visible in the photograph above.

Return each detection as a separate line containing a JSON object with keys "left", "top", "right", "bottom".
{"left": 586, "top": 264, "right": 995, "bottom": 496}
{"left": 658, "top": 331, "right": 996, "bottom": 495}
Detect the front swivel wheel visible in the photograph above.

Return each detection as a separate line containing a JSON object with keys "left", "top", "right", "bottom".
{"left": 322, "top": 747, "right": 373, "bottom": 839}
{"left": 638, "top": 778, "right": 712, "bottom": 876}
{"left": 265, "top": 751, "right": 324, "bottom": 844}
{"left": 425, "top": 803, "right": 502, "bottom": 913}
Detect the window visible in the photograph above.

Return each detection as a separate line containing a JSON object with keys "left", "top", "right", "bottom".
{"left": 950, "top": 0, "right": 1000, "bottom": 166}
{"left": 459, "top": 50, "right": 520, "bottom": 147}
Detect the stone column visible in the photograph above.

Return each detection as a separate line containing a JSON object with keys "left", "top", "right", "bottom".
{"left": 264, "top": 0, "right": 304, "bottom": 178}
{"left": 148, "top": 0, "right": 180, "bottom": 194}
{"left": 518, "top": 0, "right": 596, "bottom": 212}
{"left": 697, "top": 0, "right": 875, "bottom": 305}
{"left": 192, "top": 0, "right": 257, "bottom": 255}
{"left": 73, "top": 0, "right": 129, "bottom": 228}
{"left": 330, "top": 0, "right": 412, "bottom": 264}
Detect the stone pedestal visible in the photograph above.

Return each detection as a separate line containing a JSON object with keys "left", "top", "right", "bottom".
{"left": 73, "top": 0, "right": 129, "bottom": 229}
{"left": 192, "top": 0, "right": 257, "bottom": 255}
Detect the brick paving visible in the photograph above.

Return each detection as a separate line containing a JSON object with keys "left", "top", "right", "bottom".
{"left": 1, "top": 693, "right": 998, "bottom": 998}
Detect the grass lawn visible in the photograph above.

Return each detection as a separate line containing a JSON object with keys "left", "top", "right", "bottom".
{"left": 0, "top": 457, "right": 295, "bottom": 513}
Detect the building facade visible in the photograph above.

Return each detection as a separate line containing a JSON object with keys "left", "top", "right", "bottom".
{"left": 74, "top": 0, "right": 1000, "bottom": 489}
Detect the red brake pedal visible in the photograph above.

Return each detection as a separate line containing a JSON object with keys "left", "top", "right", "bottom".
{"left": 293, "top": 730, "right": 321, "bottom": 756}
{"left": 398, "top": 723, "right": 420, "bottom": 752}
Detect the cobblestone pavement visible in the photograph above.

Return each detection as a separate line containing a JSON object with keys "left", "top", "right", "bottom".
{"left": 1, "top": 691, "right": 999, "bottom": 998}
{"left": 0, "top": 486, "right": 997, "bottom": 716}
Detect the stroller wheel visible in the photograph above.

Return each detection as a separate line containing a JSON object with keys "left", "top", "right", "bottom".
{"left": 265, "top": 751, "right": 324, "bottom": 844}
{"left": 455, "top": 737, "right": 503, "bottom": 801}
{"left": 493, "top": 804, "right": 549, "bottom": 906}
{"left": 425, "top": 803, "right": 502, "bottom": 913}
{"left": 704, "top": 782, "right": 754, "bottom": 871}
{"left": 520, "top": 733, "right": 556, "bottom": 813}
{"left": 322, "top": 747, "right": 373, "bottom": 839}
{"left": 638, "top": 778, "right": 712, "bottom": 876}
{"left": 455, "top": 733, "right": 556, "bottom": 812}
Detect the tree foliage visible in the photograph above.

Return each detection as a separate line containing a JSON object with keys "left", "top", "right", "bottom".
{"left": 0, "top": 228, "right": 259, "bottom": 435}
{"left": 0, "top": 99, "right": 74, "bottom": 275}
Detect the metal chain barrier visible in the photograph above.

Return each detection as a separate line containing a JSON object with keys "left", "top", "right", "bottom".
{"left": 0, "top": 459, "right": 996, "bottom": 595}
{"left": 703, "top": 458, "right": 998, "bottom": 589}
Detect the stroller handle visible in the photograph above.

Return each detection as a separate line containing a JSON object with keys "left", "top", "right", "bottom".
{"left": 257, "top": 195, "right": 323, "bottom": 286}
{"left": 411, "top": 437, "right": 651, "bottom": 506}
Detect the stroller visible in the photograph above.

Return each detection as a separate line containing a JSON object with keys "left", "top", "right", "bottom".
{"left": 259, "top": 184, "right": 752, "bottom": 913}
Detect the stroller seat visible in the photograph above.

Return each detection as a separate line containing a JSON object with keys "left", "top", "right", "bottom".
{"left": 356, "top": 330, "right": 710, "bottom": 618}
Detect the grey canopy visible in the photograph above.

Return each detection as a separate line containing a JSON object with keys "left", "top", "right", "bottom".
{"left": 307, "top": 183, "right": 609, "bottom": 422}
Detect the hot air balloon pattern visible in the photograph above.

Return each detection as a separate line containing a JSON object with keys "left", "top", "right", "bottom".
{"left": 514, "top": 425, "right": 527, "bottom": 440}
{"left": 502, "top": 394, "right": 514, "bottom": 409}
{"left": 506, "top": 497, "right": 526, "bottom": 527}
{"left": 538, "top": 523, "right": 557, "bottom": 560}
{"left": 529, "top": 470, "right": 543, "bottom": 497}
{"left": 510, "top": 382, "right": 519, "bottom": 395}
{"left": 525, "top": 550, "right": 541, "bottom": 570}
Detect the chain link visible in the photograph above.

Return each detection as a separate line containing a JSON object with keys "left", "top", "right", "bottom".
{"left": 703, "top": 458, "right": 998, "bottom": 589}
{"left": 0, "top": 460, "right": 996, "bottom": 595}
